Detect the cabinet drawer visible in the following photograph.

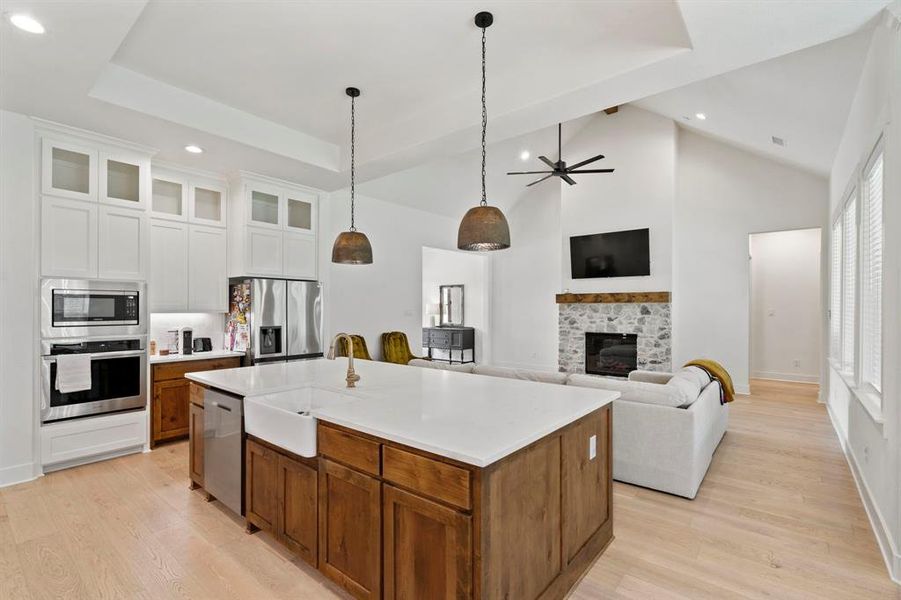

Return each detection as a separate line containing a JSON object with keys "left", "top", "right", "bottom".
{"left": 318, "top": 425, "right": 381, "bottom": 476}
{"left": 382, "top": 445, "right": 471, "bottom": 510}
{"left": 428, "top": 331, "right": 450, "bottom": 347}
{"left": 152, "top": 357, "right": 241, "bottom": 382}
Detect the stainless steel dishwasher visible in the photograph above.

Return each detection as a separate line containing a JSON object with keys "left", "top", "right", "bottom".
{"left": 203, "top": 388, "right": 243, "bottom": 515}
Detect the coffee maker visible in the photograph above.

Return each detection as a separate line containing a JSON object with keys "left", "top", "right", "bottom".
{"left": 178, "top": 327, "right": 193, "bottom": 355}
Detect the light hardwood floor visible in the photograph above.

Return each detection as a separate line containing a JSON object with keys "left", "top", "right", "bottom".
{"left": 1, "top": 379, "right": 897, "bottom": 599}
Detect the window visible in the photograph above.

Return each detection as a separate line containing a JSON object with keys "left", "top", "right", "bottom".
{"left": 841, "top": 195, "right": 857, "bottom": 376}
{"left": 861, "top": 149, "right": 883, "bottom": 394}
{"left": 830, "top": 220, "right": 842, "bottom": 361}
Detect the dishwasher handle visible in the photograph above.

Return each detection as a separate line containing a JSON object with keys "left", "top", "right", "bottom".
{"left": 209, "top": 401, "right": 232, "bottom": 412}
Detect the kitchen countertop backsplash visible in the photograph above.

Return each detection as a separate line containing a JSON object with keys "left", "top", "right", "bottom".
{"left": 149, "top": 313, "right": 226, "bottom": 354}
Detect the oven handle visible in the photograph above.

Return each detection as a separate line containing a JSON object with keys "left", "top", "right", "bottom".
{"left": 42, "top": 349, "right": 146, "bottom": 362}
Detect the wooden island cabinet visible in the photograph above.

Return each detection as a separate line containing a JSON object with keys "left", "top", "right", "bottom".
{"left": 244, "top": 405, "right": 612, "bottom": 600}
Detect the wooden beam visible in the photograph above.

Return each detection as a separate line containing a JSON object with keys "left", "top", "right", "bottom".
{"left": 603, "top": 106, "right": 619, "bottom": 115}
{"left": 555, "top": 291, "right": 670, "bottom": 304}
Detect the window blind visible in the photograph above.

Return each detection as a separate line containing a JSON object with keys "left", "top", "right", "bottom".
{"left": 830, "top": 220, "right": 842, "bottom": 361}
{"left": 862, "top": 152, "right": 883, "bottom": 392}
{"left": 841, "top": 195, "right": 857, "bottom": 375}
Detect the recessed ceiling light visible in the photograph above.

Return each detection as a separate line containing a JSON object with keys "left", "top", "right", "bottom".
{"left": 184, "top": 145, "right": 203, "bottom": 154}
{"left": 9, "top": 14, "right": 45, "bottom": 34}
{"left": 695, "top": 113, "right": 707, "bottom": 121}
{"left": 520, "top": 150, "right": 530, "bottom": 161}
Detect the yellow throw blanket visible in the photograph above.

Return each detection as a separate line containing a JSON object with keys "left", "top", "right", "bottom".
{"left": 684, "top": 359, "right": 734, "bottom": 404}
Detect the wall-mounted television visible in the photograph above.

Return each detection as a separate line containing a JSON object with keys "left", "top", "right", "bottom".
{"left": 569, "top": 228, "right": 650, "bottom": 279}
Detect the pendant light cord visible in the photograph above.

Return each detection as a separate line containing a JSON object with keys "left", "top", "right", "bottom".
{"left": 350, "top": 94, "right": 356, "bottom": 231}
{"left": 480, "top": 25, "right": 487, "bottom": 207}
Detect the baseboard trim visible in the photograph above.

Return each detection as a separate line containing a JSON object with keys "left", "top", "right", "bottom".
{"left": 751, "top": 371, "right": 820, "bottom": 384}
{"left": 0, "top": 462, "right": 39, "bottom": 489}
{"left": 825, "top": 401, "right": 901, "bottom": 585}
{"left": 734, "top": 383, "right": 751, "bottom": 395}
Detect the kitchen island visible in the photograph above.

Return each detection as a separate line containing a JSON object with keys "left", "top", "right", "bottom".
{"left": 186, "top": 358, "right": 618, "bottom": 600}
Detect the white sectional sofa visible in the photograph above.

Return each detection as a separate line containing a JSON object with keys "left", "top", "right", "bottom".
{"left": 408, "top": 359, "right": 728, "bottom": 499}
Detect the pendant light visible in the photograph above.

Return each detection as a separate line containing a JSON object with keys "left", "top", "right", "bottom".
{"left": 457, "top": 11, "right": 511, "bottom": 251}
{"left": 332, "top": 87, "right": 373, "bottom": 264}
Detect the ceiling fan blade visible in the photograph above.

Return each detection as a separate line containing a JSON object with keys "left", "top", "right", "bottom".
{"left": 537, "top": 155, "right": 557, "bottom": 169}
{"left": 567, "top": 168, "right": 615, "bottom": 173}
{"left": 566, "top": 154, "right": 605, "bottom": 170}
{"left": 560, "top": 173, "right": 577, "bottom": 186}
{"left": 506, "top": 170, "right": 554, "bottom": 175}
{"left": 526, "top": 174, "right": 554, "bottom": 187}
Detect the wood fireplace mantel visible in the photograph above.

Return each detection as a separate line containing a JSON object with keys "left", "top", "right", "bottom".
{"left": 556, "top": 291, "right": 671, "bottom": 304}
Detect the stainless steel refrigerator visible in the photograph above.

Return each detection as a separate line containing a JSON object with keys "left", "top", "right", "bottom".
{"left": 225, "top": 278, "right": 323, "bottom": 365}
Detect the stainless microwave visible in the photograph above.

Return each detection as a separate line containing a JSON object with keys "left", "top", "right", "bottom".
{"left": 41, "top": 279, "right": 146, "bottom": 338}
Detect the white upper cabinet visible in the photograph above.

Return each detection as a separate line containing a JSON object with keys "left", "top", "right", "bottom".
{"left": 228, "top": 172, "right": 320, "bottom": 278}
{"left": 100, "top": 151, "right": 149, "bottom": 209}
{"left": 38, "top": 125, "right": 155, "bottom": 280}
{"left": 283, "top": 230, "right": 317, "bottom": 279}
{"left": 99, "top": 205, "right": 148, "bottom": 280}
{"left": 149, "top": 220, "right": 189, "bottom": 311}
{"left": 248, "top": 183, "right": 283, "bottom": 229}
{"left": 190, "top": 183, "right": 227, "bottom": 227}
{"left": 151, "top": 174, "right": 188, "bottom": 222}
{"left": 189, "top": 225, "right": 228, "bottom": 311}
{"left": 42, "top": 139, "right": 98, "bottom": 202}
{"left": 41, "top": 196, "right": 98, "bottom": 279}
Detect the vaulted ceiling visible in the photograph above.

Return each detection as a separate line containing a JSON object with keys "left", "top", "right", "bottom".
{"left": 0, "top": 0, "right": 891, "bottom": 192}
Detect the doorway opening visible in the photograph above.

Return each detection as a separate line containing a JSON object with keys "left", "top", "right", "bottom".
{"left": 749, "top": 228, "right": 822, "bottom": 386}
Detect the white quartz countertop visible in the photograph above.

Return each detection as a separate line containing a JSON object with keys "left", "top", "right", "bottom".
{"left": 149, "top": 350, "right": 245, "bottom": 364}
{"left": 185, "top": 359, "right": 618, "bottom": 467}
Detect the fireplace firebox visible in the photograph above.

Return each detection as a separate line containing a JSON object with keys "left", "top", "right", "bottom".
{"left": 585, "top": 332, "right": 637, "bottom": 377}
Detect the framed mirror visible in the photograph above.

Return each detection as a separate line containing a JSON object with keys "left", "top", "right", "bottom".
{"left": 439, "top": 284, "right": 464, "bottom": 326}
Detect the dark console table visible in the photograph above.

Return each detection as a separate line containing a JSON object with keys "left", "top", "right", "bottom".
{"left": 422, "top": 326, "right": 475, "bottom": 364}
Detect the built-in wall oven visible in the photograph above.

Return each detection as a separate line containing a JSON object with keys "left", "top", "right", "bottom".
{"left": 40, "top": 279, "right": 147, "bottom": 424}
{"left": 41, "top": 337, "right": 147, "bottom": 423}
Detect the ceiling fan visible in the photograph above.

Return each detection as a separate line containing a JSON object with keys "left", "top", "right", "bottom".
{"left": 507, "top": 123, "right": 614, "bottom": 187}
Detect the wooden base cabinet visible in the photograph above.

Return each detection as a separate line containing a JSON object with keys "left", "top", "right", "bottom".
{"left": 318, "top": 459, "right": 381, "bottom": 600}
{"left": 153, "top": 357, "right": 241, "bottom": 447}
{"left": 188, "top": 399, "right": 204, "bottom": 488}
{"left": 383, "top": 484, "right": 472, "bottom": 599}
{"left": 245, "top": 438, "right": 319, "bottom": 568}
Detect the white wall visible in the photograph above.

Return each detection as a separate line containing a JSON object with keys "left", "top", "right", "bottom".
{"left": 0, "top": 110, "right": 39, "bottom": 487}
{"left": 674, "top": 129, "right": 828, "bottom": 393}
{"left": 825, "top": 9, "right": 901, "bottom": 582}
{"left": 561, "top": 107, "right": 676, "bottom": 293}
{"left": 320, "top": 191, "right": 459, "bottom": 362}
{"left": 749, "top": 228, "right": 822, "bottom": 383}
{"left": 421, "top": 247, "right": 489, "bottom": 363}
{"left": 491, "top": 182, "right": 562, "bottom": 371}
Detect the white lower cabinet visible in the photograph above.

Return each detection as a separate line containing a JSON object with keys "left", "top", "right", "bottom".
{"left": 99, "top": 205, "right": 148, "bottom": 280}
{"left": 189, "top": 225, "right": 227, "bottom": 311}
{"left": 41, "top": 410, "right": 147, "bottom": 470}
{"left": 41, "top": 196, "right": 99, "bottom": 278}
{"left": 247, "top": 226, "right": 284, "bottom": 276}
{"left": 149, "top": 220, "right": 189, "bottom": 311}
{"left": 283, "top": 230, "right": 317, "bottom": 279}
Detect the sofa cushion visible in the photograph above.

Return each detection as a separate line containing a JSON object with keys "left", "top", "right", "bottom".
{"left": 665, "top": 366, "right": 711, "bottom": 407}
{"left": 473, "top": 365, "right": 568, "bottom": 385}
{"left": 566, "top": 373, "right": 688, "bottom": 408}
{"left": 408, "top": 359, "right": 475, "bottom": 374}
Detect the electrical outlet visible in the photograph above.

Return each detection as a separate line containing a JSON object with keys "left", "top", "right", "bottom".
{"left": 864, "top": 446, "right": 870, "bottom": 463}
{"left": 793, "top": 359, "right": 801, "bottom": 368}
{"left": 589, "top": 435, "right": 597, "bottom": 460}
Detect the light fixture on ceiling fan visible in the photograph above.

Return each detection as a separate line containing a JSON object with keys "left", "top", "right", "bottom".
{"left": 457, "top": 11, "right": 510, "bottom": 251}
{"left": 506, "top": 123, "right": 614, "bottom": 187}
{"left": 332, "top": 86, "right": 373, "bottom": 264}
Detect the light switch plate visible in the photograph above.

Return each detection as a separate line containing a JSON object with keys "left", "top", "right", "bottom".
{"left": 589, "top": 434, "right": 597, "bottom": 460}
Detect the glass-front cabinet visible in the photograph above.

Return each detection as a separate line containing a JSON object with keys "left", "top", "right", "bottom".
{"left": 101, "top": 152, "right": 147, "bottom": 208}
{"left": 286, "top": 192, "right": 315, "bottom": 233}
{"left": 152, "top": 176, "right": 187, "bottom": 221}
{"left": 42, "top": 139, "right": 98, "bottom": 201}
{"left": 191, "top": 184, "right": 226, "bottom": 226}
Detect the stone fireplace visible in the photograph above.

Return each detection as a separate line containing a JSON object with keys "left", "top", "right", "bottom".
{"left": 558, "top": 292, "right": 672, "bottom": 375}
